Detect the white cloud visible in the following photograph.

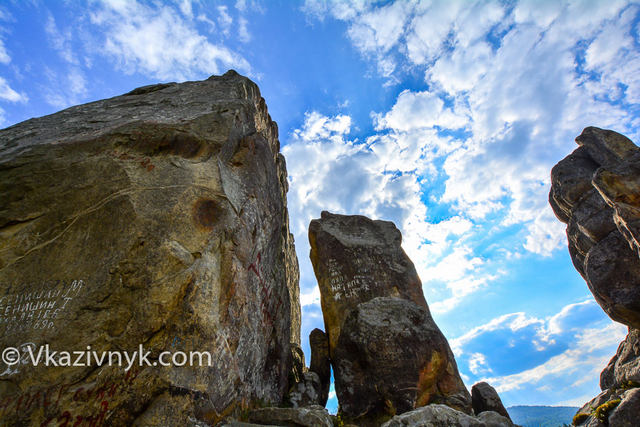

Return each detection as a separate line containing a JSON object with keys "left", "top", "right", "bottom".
{"left": 428, "top": 41, "right": 493, "bottom": 93}
{"left": 514, "top": 0, "right": 564, "bottom": 27}
{"left": 485, "top": 322, "right": 626, "bottom": 393}
{"left": 469, "top": 352, "right": 493, "bottom": 376}
{"left": 346, "top": 1, "right": 410, "bottom": 54}
{"left": 42, "top": 66, "right": 87, "bottom": 109}
{"left": 45, "top": 13, "right": 78, "bottom": 64}
{"left": 0, "top": 77, "right": 27, "bottom": 103}
{"left": 90, "top": 0, "right": 249, "bottom": 81}
{"left": 302, "top": 0, "right": 639, "bottom": 261}
{"left": 217, "top": 5, "right": 233, "bottom": 36}
{"left": 451, "top": 312, "right": 544, "bottom": 356}
{"left": 0, "top": 40, "right": 9, "bottom": 64}
{"left": 197, "top": 14, "right": 216, "bottom": 32}
{"left": 178, "top": 0, "right": 193, "bottom": 19}
{"left": 374, "top": 89, "right": 469, "bottom": 132}
{"left": 300, "top": 285, "right": 321, "bottom": 307}
{"left": 450, "top": 300, "right": 626, "bottom": 403}
{"left": 238, "top": 17, "right": 251, "bottom": 42}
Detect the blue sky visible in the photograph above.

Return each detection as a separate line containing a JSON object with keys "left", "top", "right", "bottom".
{"left": 1, "top": 0, "right": 639, "bottom": 413}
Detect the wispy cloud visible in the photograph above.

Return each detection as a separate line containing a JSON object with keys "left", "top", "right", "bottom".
{"left": 297, "top": 1, "right": 640, "bottom": 321}
{"left": 451, "top": 300, "right": 626, "bottom": 405}
{"left": 0, "top": 77, "right": 27, "bottom": 103}
{"left": 89, "top": 0, "right": 250, "bottom": 81}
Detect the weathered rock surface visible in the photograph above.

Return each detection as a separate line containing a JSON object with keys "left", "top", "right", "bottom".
{"left": 471, "top": 382, "right": 511, "bottom": 421}
{"left": 309, "top": 211, "right": 429, "bottom": 352}
{"left": 247, "top": 405, "right": 333, "bottom": 427}
{"left": 287, "top": 371, "right": 322, "bottom": 408}
{"left": 550, "top": 127, "right": 640, "bottom": 427}
{"left": 334, "top": 297, "right": 472, "bottom": 423}
{"left": 573, "top": 387, "right": 640, "bottom": 426}
{"left": 607, "top": 387, "right": 640, "bottom": 427}
{"left": 309, "top": 212, "right": 472, "bottom": 425}
{"left": 550, "top": 127, "right": 640, "bottom": 329}
{"left": 309, "top": 328, "right": 331, "bottom": 407}
{"left": 600, "top": 328, "right": 640, "bottom": 390}
{"left": 380, "top": 404, "right": 514, "bottom": 427}
{"left": 0, "top": 71, "right": 300, "bottom": 425}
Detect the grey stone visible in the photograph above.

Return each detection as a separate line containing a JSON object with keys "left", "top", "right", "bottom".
{"left": 381, "top": 404, "right": 514, "bottom": 427}
{"left": 471, "top": 382, "right": 511, "bottom": 421}
{"left": 309, "top": 212, "right": 471, "bottom": 425}
{"left": 248, "top": 405, "right": 333, "bottom": 427}
{"left": 584, "top": 231, "right": 640, "bottom": 329}
{"left": 549, "top": 145, "right": 599, "bottom": 223}
{"left": 333, "top": 297, "right": 471, "bottom": 425}
{"left": 0, "top": 71, "right": 300, "bottom": 425}
{"left": 309, "top": 328, "right": 331, "bottom": 407}
{"left": 288, "top": 372, "right": 322, "bottom": 408}
{"left": 608, "top": 388, "right": 640, "bottom": 427}
{"left": 601, "top": 328, "right": 640, "bottom": 390}
{"left": 475, "top": 411, "right": 514, "bottom": 427}
{"left": 550, "top": 127, "right": 640, "bottom": 329}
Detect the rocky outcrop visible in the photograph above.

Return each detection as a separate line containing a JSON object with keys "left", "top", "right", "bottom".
{"left": 0, "top": 71, "right": 300, "bottom": 425}
{"left": 471, "top": 382, "right": 511, "bottom": 421}
{"left": 380, "top": 404, "right": 514, "bottom": 427}
{"left": 600, "top": 328, "right": 640, "bottom": 390}
{"left": 309, "top": 211, "right": 472, "bottom": 425}
{"left": 550, "top": 127, "right": 640, "bottom": 426}
{"left": 247, "top": 405, "right": 333, "bottom": 427}
{"left": 309, "top": 328, "right": 331, "bottom": 407}
{"left": 550, "top": 127, "right": 640, "bottom": 328}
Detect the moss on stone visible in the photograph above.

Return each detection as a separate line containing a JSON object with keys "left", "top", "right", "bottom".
{"left": 572, "top": 412, "right": 589, "bottom": 425}
{"left": 595, "top": 399, "right": 621, "bottom": 423}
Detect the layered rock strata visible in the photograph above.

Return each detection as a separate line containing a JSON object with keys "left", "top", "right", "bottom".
{"left": 309, "top": 211, "right": 472, "bottom": 425}
{"left": 0, "top": 71, "right": 300, "bottom": 426}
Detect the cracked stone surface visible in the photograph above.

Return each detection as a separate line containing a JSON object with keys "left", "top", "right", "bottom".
{"left": 309, "top": 211, "right": 472, "bottom": 425}
{"left": 0, "top": 71, "right": 300, "bottom": 426}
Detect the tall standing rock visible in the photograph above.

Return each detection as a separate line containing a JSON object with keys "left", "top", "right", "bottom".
{"left": 309, "top": 211, "right": 472, "bottom": 425}
{"left": 0, "top": 71, "right": 300, "bottom": 426}
{"left": 309, "top": 328, "right": 331, "bottom": 407}
{"left": 550, "top": 127, "right": 640, "bottom": 328}
{"left": 550, "top": 127, "right": 640, "bottom": 426}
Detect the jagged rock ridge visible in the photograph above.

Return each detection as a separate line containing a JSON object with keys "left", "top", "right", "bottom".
{"left": 0, "top": 71, "right": 300, "bottom": 426}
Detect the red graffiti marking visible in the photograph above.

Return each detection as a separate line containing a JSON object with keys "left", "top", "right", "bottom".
{"left": 40, "top": 400, "right": 108, "bottom": 427}
{"left": 247, "top": 252, "right": 282, "bottom": 327}
{"left": 0, "top": 368, "right": 139, "bottom": 423}
{"left": 248, "top": 252, "right": 263, "bottom": 283}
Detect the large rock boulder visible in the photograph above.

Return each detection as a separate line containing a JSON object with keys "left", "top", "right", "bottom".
{"left": 471, "top": 382, "right": 511, "bottom": 421}
{"left": 550, "top": 127, "right": 640, "bottom": 426}
{"left": 380, "top": 404, "right": 513, "bottom": 427}
{"left": 308, "top": 212, "right": 472, "bottom": 425}
{"left": 550, "top": 127, "right": 640, "bottom": 328}
{"left": 308, "top": 212, "right": 428, "bottom": 351}
{"left": 0, "top": 71, "right": 300, "bottom": 425}
{"left": 247, "top": 405, "right": 333, "bottom": 427}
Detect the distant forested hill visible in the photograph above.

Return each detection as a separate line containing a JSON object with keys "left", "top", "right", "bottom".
{"left": 507, "top": 406, "right": 578, "bottom": 427}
